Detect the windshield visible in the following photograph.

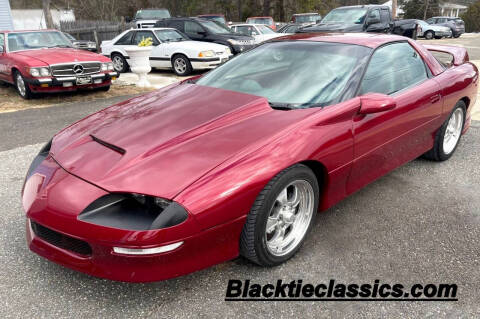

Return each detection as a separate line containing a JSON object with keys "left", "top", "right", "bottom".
{"left": 197, "top": 41, "right": 371, "bottom": 108}
{"left": 199, "top": 20, "right": 232, "bottom": 34}
{"left": 7, "top": 31, "right": 72, "bottom": 52}
{"left": 321, "top": 8, "right": 367, "bottom": 24}
{"left": 247, "top": 18, "right": 273, "bottom": 25}
{"left": 200, "top": 16, "right": 226, "bottom": 24}
{"left": 257, "top": 25, "right": 276, "bottom": 34}
{"left": 295, "top": 15, "right": 320, "bottom": 23}
{"left": 135, "top": 9, "right": 170, "bottom": 20}
{"left": 154, "top": 29, "right": 188, "bottom": 42}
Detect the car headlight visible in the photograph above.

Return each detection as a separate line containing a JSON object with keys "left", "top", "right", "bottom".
{"left": 78, "top": 193, "right": 189, "bottom": 230}
{"left": 198, "top": 50, "right": 214, "bottom": 58}
{"left": 29, "top": 67, "right": 50, "bottom": 77}
{"left": 101, "top": 63, "right": 108, "bottom": 71}
{"left": 225, "top": 47, "right": 231, "bottom": 55}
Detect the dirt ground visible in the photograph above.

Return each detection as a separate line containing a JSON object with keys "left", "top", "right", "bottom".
{"left": 0, "top": 83, "right": 154, "bottom": 113}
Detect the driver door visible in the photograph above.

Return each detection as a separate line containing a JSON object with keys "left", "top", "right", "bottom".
{"left": 184, "top": 21, "right": 207, "bottom": 41}
{"left": 347, "top": 41, "right": 443, "bottom": 193}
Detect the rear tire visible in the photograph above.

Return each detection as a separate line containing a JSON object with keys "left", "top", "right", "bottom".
{"left": 240, "top": 164, "right": 319, "bottom": 266}
{"left": 172, "top": 54, "right": 192, "bottom": 76}
{"left": 111, "top": 53, "right": 128, "bottom": 73}
{"left": 424, "top": 101, "right": 466, "bottom": 161}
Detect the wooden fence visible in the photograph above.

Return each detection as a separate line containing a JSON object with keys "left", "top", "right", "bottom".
{"left": 59, "top": 20, "right": 135, "bottom": 51}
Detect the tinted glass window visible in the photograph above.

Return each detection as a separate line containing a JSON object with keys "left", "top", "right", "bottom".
{"left": 360, "top": 42, "right": 428, "bottom": 95}
{"left": 167, "top": 20, "right": 184, "bottom": 31}
{"left": 437, "top": 18, "right": 447, "bottom": 23}
{"left": 369, "top": 9, "right": 380, "bottom": 21}
{"left": 380, "top": 9, "right": 390, "bottom": 22}
{"left": 133, "top": 31, "right": 159, "bottom": 45}
{"left": 115, "top": 31, "right": 134, "bottom": 45}
{"left": 185, "top": 21, "right": 204, "bottom": 34}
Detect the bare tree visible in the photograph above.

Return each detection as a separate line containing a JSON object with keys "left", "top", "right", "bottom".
{"left": 42, "top": 0, "right": 54, "bottom": 28}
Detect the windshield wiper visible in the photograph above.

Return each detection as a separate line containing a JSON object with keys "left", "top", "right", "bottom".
{"left": 268, "top": 102, "right": 296, "bottom": 110}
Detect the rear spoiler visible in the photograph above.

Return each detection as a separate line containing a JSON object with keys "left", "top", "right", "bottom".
{"left": 423, "top": 44, "right": 469, "bottom": 66}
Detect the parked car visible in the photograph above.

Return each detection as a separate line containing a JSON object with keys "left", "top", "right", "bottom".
{"left": 426, "top": 16, "right": 465, "bottom": 38}
{"left": 63, "top": 32, "right": 97, "bottom": 52}
{"left": 290, "top": 13, "right": 322, "bottom": 25}
{"left": 416, "top": 20, "right": 452, "bottom": 39}
{"left": 299, "top": 5, "right": 419, "bottom": 39}
{"left": 23, "top": 33, "right": 478, "bottom": 282}
{"left": 246, "top": 16, "right": 276, "bottom": 30}
{"left": 0, "top": 30, "right": 117, "bottom": 99}
{"left": 197, "top": 14, "right": 227, "bottom": 25}
{"left": 277, "top": 23, "right": 304, "bottom": 33}
{"left": 155, "top": 17, "right": 255, "bottom": 54}
{"left": 230, "top": 24, "right": 284, "bottom": 43}
{"left": 101, "top": 28, "right": 232, "bottom": 76}
{"left": 132, "top": 8, "right": 171, "bottom": 29}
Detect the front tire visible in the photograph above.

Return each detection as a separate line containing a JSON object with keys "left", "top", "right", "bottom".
{"left": 111, "top": 53, "right": 128, "bottom": 73}
{"left": 424, "top": 30, "right": 434, "bottom": 40}
{"left": 240, "top": 164, "right": 319, "bottom": 266}
{"left": 172, "top": 54, "right": 192, "bottom": 76}
{"left": 424, "top": 101, "right": 466, "bottom": 161}
{"left": 14, "top": 71, "right": 34, "bottom": 100}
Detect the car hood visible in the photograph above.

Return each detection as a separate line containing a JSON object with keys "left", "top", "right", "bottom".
{"left": 50, "top": 83, "right": 314, "bottom": 199}
{"left": 13, "top": 48, "right": 107, "bottom": 65}
{"left": 172, "top": 40, "right": 228, "bottom": 51}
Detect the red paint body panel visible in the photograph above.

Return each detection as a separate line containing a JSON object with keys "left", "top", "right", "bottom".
{"left": 22, "top": 34, "right": 479, "bottom": 282}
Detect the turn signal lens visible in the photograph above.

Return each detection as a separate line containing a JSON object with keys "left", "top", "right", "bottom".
{"left": 198, "top": 50, "right": 214, "bottom": 58}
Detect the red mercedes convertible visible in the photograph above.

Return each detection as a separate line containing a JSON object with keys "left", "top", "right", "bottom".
{"left": 22, "top": 33, "right": 478, "bottom": 282}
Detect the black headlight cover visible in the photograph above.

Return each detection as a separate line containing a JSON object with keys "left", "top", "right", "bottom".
{"left": 25, "top": 139, "right": 52, "bottom": 181}
{"left": 78, "top": 193, "right": 188, "bottom": 231}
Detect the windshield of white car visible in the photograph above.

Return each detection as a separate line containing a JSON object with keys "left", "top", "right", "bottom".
{"left": 247, "top": 18, "right": 273, "bottom": 25}
{"left": 295, "top": 15, "right": 320, "bottom": 23}
{"left": 7, "top": 31, "right": 72, "bottom": 52}
{"left": 321, "top": 8, "right": 367, "bottom": 24}
{"left": 197, "top": 41, "right": 371, "bottom": 109}
{"left": 199, "top": 20, "right": 232, "bottom": 34}
{"left": 155, "top": 30, "right": 189, "bottom": 42}
{"left": 257, "top": 25, "right": 276, "bottom": 34}
{"left": 135, "top": 9, "right": 170, "bottom": 20}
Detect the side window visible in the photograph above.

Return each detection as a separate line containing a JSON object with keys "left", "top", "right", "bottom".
{"left": 169, "top": 21, "right": 184, "bottom": 32}
{"left": 380, "top": 9, "right": 390, "bottom": 22}
{"left": 437, "top": 18, "right": 447, "bottom": 23}
{"left": 235, "top": 26, "right": 251, "bottom": 36}
{"left": 185, "top": 21, "right": 204, "bottom": 34}
{"left": 115, "top": 31, "right": 133, "bottom": 45}
{"left": 133, "top": 31, "right": 159, "bottom": 45}
{"left": 360, "top": 42, "right": 428, "bottom": 95}
{"left": 426, "top": 18, "right": 435, "bottom": 24}
{"left": 369, "top": 9, "right": 380, "bottom": 21}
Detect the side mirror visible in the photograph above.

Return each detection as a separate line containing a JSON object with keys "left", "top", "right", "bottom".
{"left": 197, "top": 31, "right": 207, "bottom": 36}
{"left": 359, "top": 93, "right": 396, "bottom": 114}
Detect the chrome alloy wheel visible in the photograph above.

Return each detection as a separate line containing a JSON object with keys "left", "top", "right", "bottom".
{"left": 174, "top": 57, "right": 187, "bottom": 74}
{"left": 443, "top": 108, "right": 464, "bottom": 155}
{"left": 112, "top": 55, "right": 124, "bottom": 72}
{"left": 16, "top": 73, "right": 26, "bottom": 97}
{"left": 265, "top": 180, "right": 315, "bottom": 256}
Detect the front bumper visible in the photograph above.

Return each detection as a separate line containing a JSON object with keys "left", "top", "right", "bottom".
{"left": 191, "top": 54, "right": 234, "bottom": 70}
{"left": 23, "top": 155, "right": 243, "bottom": 282}
{"left": 24, "top": 72, "right": 119, "bottom": 92}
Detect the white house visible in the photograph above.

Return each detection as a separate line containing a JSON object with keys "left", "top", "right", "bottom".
{"left": 439, "top": 3, "right": 468, "bottom": 17}
{"left": 11, "top": 9, "right": 75, "bottom": 30}
{"left": 0, "top": 0, "right": 14, "bottom": 30}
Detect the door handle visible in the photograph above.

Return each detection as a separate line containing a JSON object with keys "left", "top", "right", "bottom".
{"left": 430, "top": 94, "right": 441, "bottom": 103}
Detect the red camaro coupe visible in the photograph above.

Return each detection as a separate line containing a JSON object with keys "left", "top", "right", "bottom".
{"left": 0, "top": 29, "right": 118, "bottom": 99}
{"left": 22, "top": 33, "right": 478, "bottom": 282}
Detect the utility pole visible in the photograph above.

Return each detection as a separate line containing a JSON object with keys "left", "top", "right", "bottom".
{"left": 392, "top": 0, "right": 397, "bottom": 19}
{"left": 424, "top": 0, "right": 430, "bottom": 20}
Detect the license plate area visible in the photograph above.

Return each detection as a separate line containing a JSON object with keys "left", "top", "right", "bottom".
{"left": 76, "top": 76, "right": 92, "bottom": 85}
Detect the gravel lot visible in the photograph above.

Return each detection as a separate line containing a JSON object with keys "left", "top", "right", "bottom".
{"left": 0, "top": 35, "right": 479, "bottom": 318}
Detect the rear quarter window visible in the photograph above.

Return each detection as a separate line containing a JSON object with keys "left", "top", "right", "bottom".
{"left": 115, "top": 31, "right": 133, "bottom": 45}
